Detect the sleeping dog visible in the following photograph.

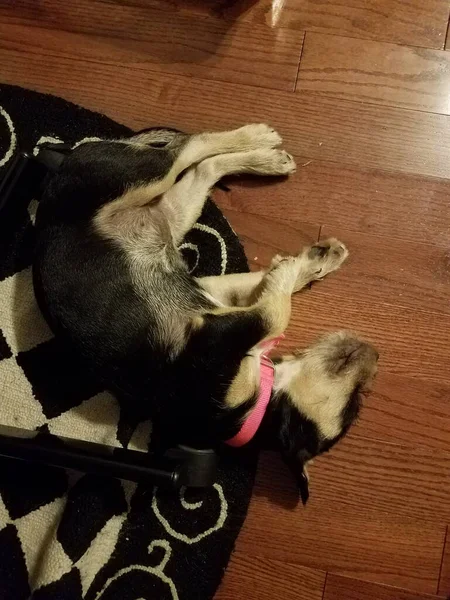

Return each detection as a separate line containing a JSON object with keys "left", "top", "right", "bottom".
{"left": 33, "top": 124, "right": 378, "bottom": 502}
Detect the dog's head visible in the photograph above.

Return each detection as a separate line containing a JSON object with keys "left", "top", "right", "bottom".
{"left": 271, "top": 331, "right": 378, "bottom": 503}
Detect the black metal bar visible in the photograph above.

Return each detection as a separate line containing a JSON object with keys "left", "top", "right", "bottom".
{"left": 0, "top": 425, "right": 217, "bottom": 489}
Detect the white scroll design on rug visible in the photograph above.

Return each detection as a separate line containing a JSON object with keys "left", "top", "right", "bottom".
{"left": 0, "top": 105, "right": 16, "bottom": 167}
{"left": 152, "top": 483, "right": 228, "bottom": 544}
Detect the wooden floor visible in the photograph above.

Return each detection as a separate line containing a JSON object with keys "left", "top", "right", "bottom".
{"left": 2, "top": 0, "right": 450, "bottom": 598}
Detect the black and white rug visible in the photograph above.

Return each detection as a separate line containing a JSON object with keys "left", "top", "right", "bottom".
{"left": 0, "top": 84, "right": 256, "bottom": 600}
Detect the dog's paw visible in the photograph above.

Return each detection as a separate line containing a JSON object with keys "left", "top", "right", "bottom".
{"left": 238, "top": 123, "right": 282, "bottom": 149}
{"left": 305, "top": 238, "right": 348, "bottom": 279}
{"left": 270, "top": 254, "right": 285, "bottom": 269}
{"left": 247, "top": 148, "right": 296, "bottom": 176}
{"left": 266, "top": 149, "right": 296, "bottom": 175}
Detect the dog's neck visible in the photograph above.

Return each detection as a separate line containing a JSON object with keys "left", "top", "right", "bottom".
{"left": 273, "top": 357, "right": 302, "bottom": 394}
{"left": 256, "top": 387, "right": 295, "bottom": 451}
{"left": 225, "top": 356, "right": 275, "bottom": 447}
{"left": 238, "top": 359, "right": 299, "bottom": 449}
{"left": 226, "top": 356, "right": 299, "bottom": 448}
{"left": 257, "top": 357, "right": 308, "bottom": 447}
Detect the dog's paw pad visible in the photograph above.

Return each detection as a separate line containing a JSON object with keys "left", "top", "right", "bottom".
{"left": 251, "top": 148, "right": 296, "bottom": 176}
{"left": 274, "top": 150, "right": 296, "bottom": 174}
{"left": 305, "top": 238, "right": 348, "bottom": 278}
{"left": 308, "top": 239, "right": 347, "bottom": 260}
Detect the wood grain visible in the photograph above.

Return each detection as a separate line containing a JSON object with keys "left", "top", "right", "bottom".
{"left": 0, "top": 3, "right": 304, "bottom": 91}
{"left": 225, "top": 0, "right": 450, "bottom": 49}
{"left": 309, "top": 434, "right": 450, "bottom": 525}
{"left": 353, "top": 373, "right": 450, "bottom": 453}
{"left": 115, "top": 0, "right": 450, "bottom": 49}
{"left": 237, "top": 452, "right": 446, "bottom": 593}
{"left": 324, "top": 573, "right": 446, "bottom": 600}
{"left": 222, "top": 209, "right": 450, "bottom": 315}
{"left": 298, "top": 33, "right": 450, "bottom": 113}
{"left": 2, "top": 48, "right": 450, "bottom": 179}
{"left": 438, "top": 527, "right": 450, "bottom": 596}
{"left": 215, "top": 162, "right": 450, "bottom": 245}
{"left": 215, "top": 552, "right": 326, "bottom": 600}
{"left": 318, "top": 225, "right": 450, "bottom": 316}
{"left": 281, "top": 289, "right": 450, "bottom": 383}
{"left": 220, "top": 209, "right": 320, "bottom": 269}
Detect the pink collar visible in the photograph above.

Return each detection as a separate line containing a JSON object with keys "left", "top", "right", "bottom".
{"left": 225, "top": 335, "right": 284, "bottom": 448}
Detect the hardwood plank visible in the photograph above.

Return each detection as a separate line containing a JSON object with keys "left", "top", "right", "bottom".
{"left": 221, "top": 212, "right": 450, "bottom": 316}
{"left": 353, "top": 372, "right": 450, "bottom": 453}
{"left": 216, "top": 162, "right": 450, "bottom": 245}
{"left": 224, "top": 0, "right": 450, "bottom": 49}
{"left": 0, "top": 3, "right": 303, "bottom": 91}
{"left": 220, "top": 209, "right": 320, "bottom": 269}
{"left": 237, "top": 452, "right": 446, "bottom": 593}
{"left": 308, "top": 434, "right": 450, "bottom": 525}
{"left": 324, "top": 573, "right": 446, "bottom": 600}
{"left": 271, "top": 285, "right": 450, "bottom": 384}
{"left": 112, "top": 0, "right": 450, "bottom": 49}
{"left": 215, "top": 552, "right": 325, "bottom": 600}
{"left": 297, "top": 33, "right": 450, "bottom": 113}
{"left": 1, "top": 49, "right": 449, "bottom": 179}
{"left": 438, "top": 527, "right": 450, "bottom": 596}
{"left": 318, "top": 225, "right": 450, "bottom": 316}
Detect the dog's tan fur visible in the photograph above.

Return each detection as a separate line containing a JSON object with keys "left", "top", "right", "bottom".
{"left": 274, "top": 333, "right": 378, "bottom": 439}
{"left": 94, "top": 124, "right": 291, "bottom": 247}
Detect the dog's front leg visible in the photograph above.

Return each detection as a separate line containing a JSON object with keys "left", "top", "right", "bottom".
{"left": 198, "top": 239, "right": 348, "bottom": 307}
{"left": 199, "top": 258, "right": 303, "bottom": 412}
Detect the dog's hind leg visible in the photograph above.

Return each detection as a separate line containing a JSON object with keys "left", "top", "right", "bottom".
{"left": 161, "top": 148, "right": 296, "bottom": 245}
{"left": 172, "top": 123, "right": 285, "bottom": 170}
{"left": 95, "top": 125, "right": 288, "bottom": 234}
{"left": 130, "top": 123, "right": 282, "bottom": 162}
{"left": 129, "top": 123, "right": 286, "bottom": 204}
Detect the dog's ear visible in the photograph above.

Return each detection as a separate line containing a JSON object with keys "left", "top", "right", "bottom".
{"left": 282, "top": 447, "right": 311, "bottom": 505}
{"left": 277, "top": 397, "right": 319, "bottom": 505}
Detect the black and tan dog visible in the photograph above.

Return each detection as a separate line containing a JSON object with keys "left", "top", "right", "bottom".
{"left": 33, "top": 124, "right": 378, "bottom": 502}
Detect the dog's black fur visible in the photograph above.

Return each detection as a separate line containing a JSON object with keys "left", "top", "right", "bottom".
{"left": 34, "top": 138, "right": 266, "bottom": 448}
